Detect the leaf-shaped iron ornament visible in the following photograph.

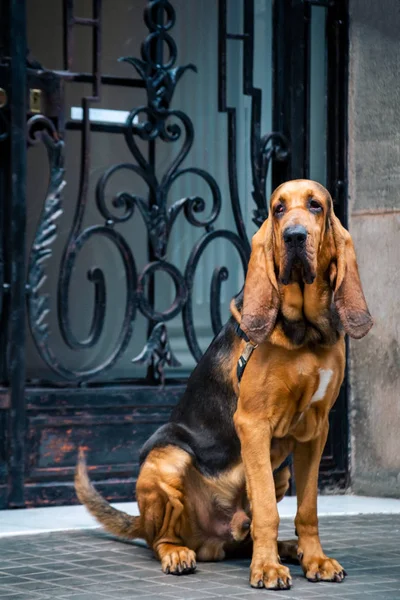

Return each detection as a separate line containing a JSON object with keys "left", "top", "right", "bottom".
{"left": 27, "top": 122, "right": 65, "bottom": 340}
{"left": 120, "top": 57, "right": 196, "bottom": 114}
{"left": 132, "top": 322, "right": 181, "bottom": 386}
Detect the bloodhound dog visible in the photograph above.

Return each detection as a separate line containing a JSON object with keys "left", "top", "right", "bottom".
{"left": 75, "top": 180, "right": 373, "bottom": 590}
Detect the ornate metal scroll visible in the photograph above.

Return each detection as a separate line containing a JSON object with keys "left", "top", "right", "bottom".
{"left": 27, "top": 0, "right": 292, "bottom": 383}
{"left": 27, "top": 0, "right": 249, "bottom": 383}
{"left": 218, "top": 0, "right": 290, "bottom": 229}
{"left": 26, "top": 115, "right": 138, "bottom": 382}
{"left": 27, "top": 1, "right": 137, "bottom": 381}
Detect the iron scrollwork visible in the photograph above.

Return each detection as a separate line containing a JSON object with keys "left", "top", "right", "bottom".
{"left": 27, "top": 0, "right": 288, "bottom": 384}
{"left": 218, "top": 0, "right": 290, "bottom": 231}
{"left": 253, "top": 132, "right": 289, "bottom": 227}
{"left": 132, "top": 322, "right": 181, "bottom": 387}
{"left": 27, "top": 116, "right": 138, "bottom": 381}
{"left": 27, "top": 2, "right": 139, "bottom": 382}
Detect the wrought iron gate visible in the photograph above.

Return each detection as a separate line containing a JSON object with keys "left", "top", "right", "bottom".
{"left": 0, "top": 0, "right": 348, "bottom": 508}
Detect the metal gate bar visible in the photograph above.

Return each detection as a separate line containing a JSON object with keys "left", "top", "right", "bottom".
{"left": 7, "top": 0, "right": 27, "bottom": 508}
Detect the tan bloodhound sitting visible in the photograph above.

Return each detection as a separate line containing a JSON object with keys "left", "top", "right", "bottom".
{"left": 75, "top": 180, "right": 373, "bottom": 590}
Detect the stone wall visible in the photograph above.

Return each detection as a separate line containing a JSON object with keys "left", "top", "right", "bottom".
{"left": 348, "top": 0, "right": 400, "bottom": 496}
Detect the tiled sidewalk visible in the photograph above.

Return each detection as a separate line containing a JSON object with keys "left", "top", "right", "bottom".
{"left": 0, "top": 515, "right": 399, "bottom": 600}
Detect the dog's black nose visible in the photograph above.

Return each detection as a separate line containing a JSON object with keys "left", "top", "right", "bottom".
{"left": 283, "top": 225, "right": 307, "bottom": 246}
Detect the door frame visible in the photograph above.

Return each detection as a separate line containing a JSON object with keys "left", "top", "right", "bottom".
{"left": 0, "top": 0, "right": 349, "bottom": 508}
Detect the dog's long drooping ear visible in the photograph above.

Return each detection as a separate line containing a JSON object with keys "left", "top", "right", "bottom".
{"left": 331, "top": 213, "right": 373, "bottom": 339}
{"left": 241, "top": 217, "right": 280, "bottom": 345}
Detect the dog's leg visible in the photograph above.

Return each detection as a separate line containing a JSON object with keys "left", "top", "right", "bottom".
{"left": 273, "top": 466, "right": 300, "bottom": 564}
{"left": 136, "top": 446, "right": 197, "bottom": 575}
{"left": 156, "top": 481, "right": 197, "bottom": 575}
{"left": 234, "top": 409, "right": 292, "bottom": 590}
{"left": 294, "top": 423, "right": 346, "bottom": 582}
{"left": 278, "top": 539, "right": 298, "bottom": 562}
{"left": 274, "top": 465, "right": 291, "bottom": 503}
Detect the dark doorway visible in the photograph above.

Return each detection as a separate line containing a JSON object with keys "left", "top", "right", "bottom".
{"left": 0, "top": 0, "right": 348, "bottom": 508}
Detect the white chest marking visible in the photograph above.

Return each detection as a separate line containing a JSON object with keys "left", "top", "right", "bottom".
{"left": 310, "top": 368, "right": 333, "bottom": 404}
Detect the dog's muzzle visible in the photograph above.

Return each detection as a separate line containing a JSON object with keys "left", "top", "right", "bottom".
{"left": 281, "top": 224, "right": 314, "bottom": 285}
{"left": 283, "top": 224, "right": 307, "bottom": 248}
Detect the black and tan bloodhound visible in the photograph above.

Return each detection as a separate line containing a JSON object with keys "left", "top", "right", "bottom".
{"left": 75, "top": 179, "right": 373, "bottom": 590}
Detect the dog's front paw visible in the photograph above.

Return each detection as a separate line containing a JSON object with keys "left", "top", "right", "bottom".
{"left": 250, "top": 559, "right": 292, "bottom": 589}
{"left": 160, "top": 546, "right": 197, "bottom": 575}
{"left": 299, "top": 552, "right": 346, "bottom": 582}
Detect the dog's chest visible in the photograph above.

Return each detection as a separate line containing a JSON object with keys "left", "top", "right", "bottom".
{"left": 288, "top": 365, "right": 335, "bottom": 440}
{"left": 302, "top": 367, "right": 333, "bottom": 409}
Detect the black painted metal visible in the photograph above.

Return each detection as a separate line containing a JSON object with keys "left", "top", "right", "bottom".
{"left": 325, "top": 0, "right": 349, "bottom": 489}
{"left": 0, "top": 0, "right": 349, "bottom": 507}
{"left": 6, "top": 0, "right": 28, "bottom": 508}
{"left": 327, "top": 0, "right": 348, "bottom": 225}
{"left": 272, "top": 0, "right": 311, "bottom": 184}
{"left": 25, "top": 0, "right": 252, "bottom": 384}
{"left": 218, "top": 0, "right": 250, "bottom": 254}
{"left": 0, "top": 62, "right": 8, "bottom": 387}
{"left": 219, "top": 0, "right": 289, "bottom": 236}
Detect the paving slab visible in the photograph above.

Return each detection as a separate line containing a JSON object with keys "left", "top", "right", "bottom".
{"left": 0, "top": 515, "right": 399, "bottom": 599}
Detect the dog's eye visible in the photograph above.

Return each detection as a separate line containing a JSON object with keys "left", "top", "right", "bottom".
{"left": 274, "top": 203, "right": 285, "bottom": 216}
{"left": 309, "top": 199, "right": 322, "bottom": 212}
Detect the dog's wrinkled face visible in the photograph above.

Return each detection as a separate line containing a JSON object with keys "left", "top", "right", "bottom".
{"left": 270, "top": 179, "right": 332, "bottom": 286}
{"left": 240, "top": 178, "right": 372, "bottom": 345}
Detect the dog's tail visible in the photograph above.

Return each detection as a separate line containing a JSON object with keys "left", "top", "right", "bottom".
{"left": 75, "top": 449, "right": 143, "bottom": 540}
